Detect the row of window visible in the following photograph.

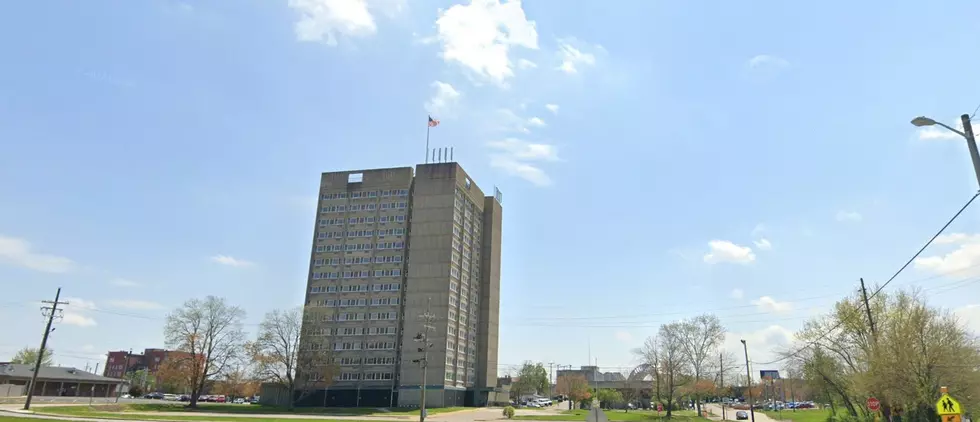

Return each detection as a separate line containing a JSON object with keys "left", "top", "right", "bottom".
{"left": 313, "top": 255, "right": 403, "bottom": 266}
{"left": 313, "top": 311, "right": 398, "bottom": 321}
{"left": 318, "top": 228, "right": 406, "bottom": 239}
{"left": 322, "top": 189, "right": 408, "bottom": 200}
{"left": 319, "top": 215, "right": 406, "bottom": 226}
{"left": 310, "top": 297, "right": 401, "bottom": 308}
{"left": 335, "top": 341, "right": 396, "bottom": 351}
{"left": 307, "top": 326, "right": 396, "bottom": 336}
{"left": 339, "top": 372, "right": 394, "bottom": 381}
{"left": 338, "top": 356, "right": 397, "bottom": 366}
{"left": 313, "top": 241, "right": 405, "bottom": 253}
{"left": 311, "top": 268, "right": 402, "bottom": 280}
{"left": 321, "top": 202, "right": 408, "bottom": 213}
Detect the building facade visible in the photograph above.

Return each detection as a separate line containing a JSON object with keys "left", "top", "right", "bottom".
{"left": 104, "top": 348, "right": 195, "bottom": 390}
{"left": 298, "top": 163, "right": 501, "bottom": 408}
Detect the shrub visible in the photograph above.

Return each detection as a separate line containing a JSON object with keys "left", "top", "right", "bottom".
{"left": 503, "top": 406, "right": 516, "bottom": 419}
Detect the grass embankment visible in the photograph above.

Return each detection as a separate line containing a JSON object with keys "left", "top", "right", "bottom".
{"left": 1, "top": 417, "right": 78, "bottom": 422}
{"left": 761, "top": 409, "right": 831, "bottom": 422}
{"left": 37, "top": 403, "right": 467, "bottom": 422}
{"left": 515, "top": 409, "right": 701, "bottom": 421}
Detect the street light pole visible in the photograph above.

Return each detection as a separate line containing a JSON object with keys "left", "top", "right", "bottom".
{"left": 740, "top": 340, "right": 755, "bottom": 422}
{"left": 911, "top": 114, "right": 980, "bottom": 189}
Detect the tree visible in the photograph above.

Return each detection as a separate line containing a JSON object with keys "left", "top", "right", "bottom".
{"left": 621, "top": 366, "right": 644, "bottom": 412}
{"left": 10, "top": 347, "right": 54, "bottom": 367}
{"left": 678, "top": 314, "right": 725, "bottom": 416}
{"left": 164, "top": 296, "right": 246, "bottom": 408}
{"left": 511, "top": 362, "right": 549, "bottom": 399}
{"left": 556, "top": 373, "right": 591, "bottom": 405}
{"left": 789, "top": 288, "right": 980, "bottom": 420}
{"left": 596, "top": 389, "right": 623, "bottom": 409}
{"left": 639, "top": 323, "right": 690, "bottom": 418}
{"left": 124, "top": 369, "right": 156, "bottom": 393}
{"left": 249, "top": 307, "right": 335, "bottom": 409}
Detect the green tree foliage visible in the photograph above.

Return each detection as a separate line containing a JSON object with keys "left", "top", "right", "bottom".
{"left": 503, "top": 406, "right": 515, "bottom": 418}
{"left": 511, "top": 361, "right": 550, "bottom": 399}
{"left": 10, "top": 347, "right": 54, "bottom": 366}
{"left": 596, "top": 388, "right": 623, "bottom": 408}
{"left": 788, "top": 288, "right": 980, "bottom": 422}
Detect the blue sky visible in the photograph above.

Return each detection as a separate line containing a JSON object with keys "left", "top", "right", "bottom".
{"left": 4, "top": 0, "right": 980, "bottom": 378}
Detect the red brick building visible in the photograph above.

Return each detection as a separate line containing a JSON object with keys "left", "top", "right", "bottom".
{"left": 103, "top": 348, "right": 196, "bottom": 389}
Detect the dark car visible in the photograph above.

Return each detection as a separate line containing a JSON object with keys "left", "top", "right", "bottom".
{"left": 144, "top": 392, "right": 164, "bottom": 400}
{"left": 736, "top": 411, "right": 749, "bottom": 420}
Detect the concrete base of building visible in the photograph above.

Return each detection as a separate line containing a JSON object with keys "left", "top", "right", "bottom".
{"left": 292, "top": 387, "right": 398, "bottom": 408}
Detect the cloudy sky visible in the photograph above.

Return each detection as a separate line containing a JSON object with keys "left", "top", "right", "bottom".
{"left": 3, "top": 0, "right": 980, "bottom": 377}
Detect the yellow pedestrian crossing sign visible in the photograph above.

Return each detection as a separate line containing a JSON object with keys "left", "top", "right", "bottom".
{"left": 937, "top": 393, "right": 962, "bottom": 415}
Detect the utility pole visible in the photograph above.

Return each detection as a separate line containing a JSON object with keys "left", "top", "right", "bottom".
{"left": 860, "top": 278, "right": 877, "bottom": 337}
{"left": 861, "top": 278, "right": 890, "bottom": 422}
{"left": 719, "top": 353, "right": 726, "bottom": 420}
{"left": 89, "top": 363, "right": 100, "bottom": 405}
{"left": 740, "top": 340, "right": 755, "bottom": 422}
{"left": 412, "top": 300, "right": 435, "bottom": 422}
{"left": 24, "top": 288, "right": 68, "bottom": 411}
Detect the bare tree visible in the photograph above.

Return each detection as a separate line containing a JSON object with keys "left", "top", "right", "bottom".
{"left": 164, "top": 296, "right": 246, "bottom": 408}
{"left": 249, "top": 307, "right": 335, "bottom": 409}
{"left": 639, "top": 323, "right": 690, "bottom": 418}
{"left": 678, "top": 314, "right": 725, "bottom": 415}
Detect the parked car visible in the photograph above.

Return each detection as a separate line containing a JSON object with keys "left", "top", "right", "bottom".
{"left": 144, "top": 392, "right": 164, "bottom": 400}
{"left": 233, "top": 398, "right": 246, "bottom": 404}
{"left": 215, "top": 395, "right": 227, "bottom": 403}
{"left": 736, "top": 411, "right": 749, "bottom": 420}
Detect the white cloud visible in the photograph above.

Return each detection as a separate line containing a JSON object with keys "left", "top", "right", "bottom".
{"left": 703, "top": 240, "right": 756, "bottom": 264}
{"left": 730, "top": 288, "right": 745, "bottom": 300}
{"left": 748, "top": 54, "right": 790, "bottom": 69}
{"left": 106, "top": 299, "right": 165, "bottom": 310}
{"left": 63, "top": 312, "right": 97, "bottom": 327}
{"left": 527, "top": 117, "right": 546, "bottom": 127}
{"left": 614, "top": 330, "right": 633, "bottom": 343}
{"left": 489, "top": 156, "right": 552, "bottom": 187}
{"left": 915, "top": 232, "right": 980, "bottom": 276}
{"left": 517, "top": 58, "right": 537, "bottom": 69}
{"left": 424, "top": 81, "right": 461, "bottom": 117}
{"left": 65, "top": 297, "right": 97, "bottom": 311}
{"left": 289, "top": 0, "right": 378, "bottom": 45}
{"left": 753, "top": 238, "right": 772, "bottom": 251}
{"left": 723, "top": 325, "right": 795, "bottom": 366}
{"left": 0, "top": 235, "right": 74, "bottom": 273}
{"left": 545, "top": 104, "right": 559, "bottom": 114}
{"left": 955, "top": 304, "right": 980, "bottom": 333}
{"left": 488, "top": 138, "right": 559, "bottom": 161}
{"left": 557, "top": 40, "right": 596, "bottom": 74}
{"left": 62, "top": 297, "right": 98, "bottom": 327}
{"left": 751, "top": 296, "right": 793, "bottom": 313}
{"left": 110, "top": 278, "right": 140, "bottom": 288}
{"left": 836, "top": 210, "right": 863, "bottom": 222}
{"left": 210, "top": 255, "right": 255, "bottom": 267}
{"left": 751, "top": 223, "right": 766, "bottom": 237}
{"left": 435, "top": 0, "right": 538, "bottom": 84}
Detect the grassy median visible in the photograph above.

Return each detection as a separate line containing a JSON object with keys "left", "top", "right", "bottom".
{"left": 761, "top": 409, "right": 831, "bottom": 422}
{"left": 35, "top": 403, "right": 467, "bottom": 422}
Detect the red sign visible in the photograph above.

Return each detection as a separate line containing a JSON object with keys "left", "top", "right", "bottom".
{"left": 657, "top": 404, "right": 664, "bottom": 412}
{"left": 868, "top": 397, "right": 880, "bottom": 411}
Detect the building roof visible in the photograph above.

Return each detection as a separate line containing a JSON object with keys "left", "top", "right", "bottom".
{"left": 0, "top": 364, "right": 126, "bottom": 384}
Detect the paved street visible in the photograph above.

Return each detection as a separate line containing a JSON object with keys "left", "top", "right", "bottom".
{"left": 705, "top": 404, "right": 781, "bottom": 422}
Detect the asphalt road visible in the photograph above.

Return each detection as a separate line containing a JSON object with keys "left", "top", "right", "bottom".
{"left": 706, "top": 404, "right": 780, "bottom": 422}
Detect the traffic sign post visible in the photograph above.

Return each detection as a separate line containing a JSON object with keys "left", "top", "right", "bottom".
{"left": 868, "top": 397, "right": 881, "bottom": 412}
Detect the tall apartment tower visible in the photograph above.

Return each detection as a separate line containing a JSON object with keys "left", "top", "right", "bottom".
{"left": 299, "top": 163, "right": 501, "bottom": 408}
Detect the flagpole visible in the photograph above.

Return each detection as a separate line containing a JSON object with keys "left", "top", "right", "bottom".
{"left": 425, "top": 120, "right": 431, "bottom": 164}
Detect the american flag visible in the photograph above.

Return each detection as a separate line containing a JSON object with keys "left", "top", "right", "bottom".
{"left": 428, "top": 116, "right": 440, "bottom": 127}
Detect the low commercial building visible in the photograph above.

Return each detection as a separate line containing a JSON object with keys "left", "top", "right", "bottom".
{"left": 0, "top": 363, "right": 126, "bottom": 397}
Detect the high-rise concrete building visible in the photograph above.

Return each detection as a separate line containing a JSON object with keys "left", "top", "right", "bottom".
{"left": 298, "top": 163, "right": 501, "bottom": 408}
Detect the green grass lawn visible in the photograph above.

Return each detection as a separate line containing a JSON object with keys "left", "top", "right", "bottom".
{"left": 35, "top": 404, "right": 467, "bottom": 422}
{"left": 761, "top": 409, "right": 830, "bottom": 422}
{"left": 1, "top": 417, "right": 78, "bottom": 422}
{"left": 515, "top": 409, "right": 700, "bottom": 421}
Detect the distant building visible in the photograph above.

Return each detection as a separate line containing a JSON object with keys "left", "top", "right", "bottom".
{"left": 103, "top": 348, "right": 196, "bottom": 389}
{"left": 556, "top": 366, "right": 625, "bottom": 383}
{"left": 0, "top": 363, "right": 125, "bottom": 397}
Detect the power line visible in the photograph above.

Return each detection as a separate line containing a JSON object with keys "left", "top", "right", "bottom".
{"left": 752, "top": 192, "right": 980, "bottom": 366}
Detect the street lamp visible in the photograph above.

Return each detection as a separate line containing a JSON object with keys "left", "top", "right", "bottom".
{"left": 740, "top": 340, "right": 755, "bottom": 422}
{"left": 911, "top": 114, "right": 980, "bottom": 189}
